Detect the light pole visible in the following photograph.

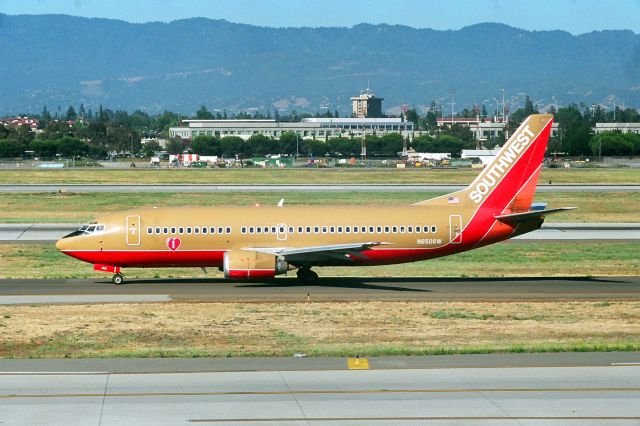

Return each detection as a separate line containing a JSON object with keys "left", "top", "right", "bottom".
{"left": 501, "top": 89, "right": 506, "bottom": 123}
{"left": 130, "top": 133, "right": 136, "bottom": 168}
{"left": 449, "top": 89, "right": 455, "bottom": 125}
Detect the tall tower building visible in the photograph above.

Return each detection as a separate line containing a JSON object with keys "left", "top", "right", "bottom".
{"left": 351, "top": 88, "right": 383, "bottom": 118}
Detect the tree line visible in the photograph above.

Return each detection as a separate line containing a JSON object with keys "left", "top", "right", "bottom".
{"left": 1, "top": 99, "right": 639, "bottom": 158}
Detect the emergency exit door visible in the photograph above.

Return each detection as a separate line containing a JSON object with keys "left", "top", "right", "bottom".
{"left": 449, "top": 214, "right": 462, "bottom": 244}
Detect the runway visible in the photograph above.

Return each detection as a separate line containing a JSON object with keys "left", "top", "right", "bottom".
{"left": 3, "top": 222, "right": 640, "bottom": 242}
{"left": 1, "top": 276, "right": 639, "bottom": 303}
{"left": 2, "top": 364, "right": 639, "bottom": 424}
{"left": 1, "top": 183, "right": 639, "bottom": 193}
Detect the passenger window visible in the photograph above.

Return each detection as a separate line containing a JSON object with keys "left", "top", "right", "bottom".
{"left": 344, "top": 226, "right": 350, "bottom": 233}
{"left": 249, "top": 226, "right": 255, "bottom": 234}
{"left": 384, "top": 226, "right": 390, "bottom": 233}
{"left": 306, "top": 226, "right": 311, "bottom": 233}
{"left": 352, "top": 226, "right": 358, "bottom": 234}
{"left": 363, "top": 226, "right": 368, "bottom": 233}
{"left": 400, "top": 226, "right": 405, "bottom": 233}
{"left": 330, "top": 226, "right": 335, "bottom": 233}
{"left": 241, "top": 227, "right": 247, "bottom": 234}
{"left": 163, "top": 227, "right": 169, "bottom": 234}
{"left": 423, "top": 226, "right": 429, "bottom": 233}
{"left": 186, "top": 227, "right": 192, "bottom": 234}
{"left": 202, "top": 227, "right": 208, "bottom": 234}
{"left": 147, "top": 227, "right": 153, "bottom": 234}
{"left": 218, "top": 227, "right": 223, "bottom": 234}
{"left": 194, "top": 227, "right": 200, "bottom": 234}
{"left": 256, "top": 226, "right": 262, "bottom": 234}
{"left": 171, "top": 227, "right": 176, "bottom": 234}
{"left": 322, "top": 226, "right": 327, "bottom": 233}
{"left": 408, "top": 226, "right": 413, "bottom": 233}
{"left": 431, "top": 226, "right": 438, "bottom": 233}
{"left": 375, "top": 226, "right": 381, "bottom": 233}
{"left": 271, "top": 226, "right": 277, "bottom": 234}
{"left": 179, "top": 227, "right": 184, "bottom": 234}
{"left": 415, "top": 225, "right": 421, "bottom": 233}
{"left": 297, "top": 226, "right": 303, "bottom": 233}
{"left": 226, "top": 227, "right": 231, "bottom": 234}
{"left": 392, "top": 226, "right": 398, "bottom": 233}
{"left": 314, "top": 226, "right": 319, "bottom": 233}
{"left": 155, "top": 227, "right": 161, "bottom": 234}
{"left": 288, "top": 226, "right": 294, "bottom": 234}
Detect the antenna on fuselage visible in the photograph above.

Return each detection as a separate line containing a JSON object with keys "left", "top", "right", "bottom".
{"left": 277, "top": 198, "right": 285, "bottom": 207}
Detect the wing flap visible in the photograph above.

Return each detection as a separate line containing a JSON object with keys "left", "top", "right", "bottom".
{"left": 247, "top": 242, "right": 391, "bottom": 263}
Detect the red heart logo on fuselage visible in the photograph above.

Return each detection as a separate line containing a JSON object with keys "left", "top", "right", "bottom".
{"left": 166, "top": 237, "right": 181, "bottom": 251}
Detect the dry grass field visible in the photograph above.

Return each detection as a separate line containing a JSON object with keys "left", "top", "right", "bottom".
{"left": 1, "top": 301, "right": 638, "bottom": 358}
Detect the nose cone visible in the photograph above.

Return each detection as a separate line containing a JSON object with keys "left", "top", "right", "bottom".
{"left": 56, "top": 236, "right": 71, "bottom": 252}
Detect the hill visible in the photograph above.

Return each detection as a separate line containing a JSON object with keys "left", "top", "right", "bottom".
{"left": 1, "top": 14, "right": 638, "bottom": 115}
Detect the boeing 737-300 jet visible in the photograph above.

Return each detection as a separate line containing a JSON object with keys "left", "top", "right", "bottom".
{"left": 56, "top": 114, "right": 573, "bottom": 284}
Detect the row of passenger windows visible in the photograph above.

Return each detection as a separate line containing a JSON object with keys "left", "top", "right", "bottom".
{"left": 240, "top": 225, "right": 438, "bottom": 235}
{"left": 146, "top": 226, "right": 232, "bottom": 235}
{"left": 146, "top": 224, "right": 438, "bottom": 236}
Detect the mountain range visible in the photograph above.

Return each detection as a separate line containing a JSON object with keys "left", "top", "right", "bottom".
{"left": 1, "top": 13, "right": 639, "bottom": 116}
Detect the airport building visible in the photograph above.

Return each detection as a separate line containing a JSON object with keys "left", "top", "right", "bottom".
{"left": 592, "top": 122, "right": 640, "bottom": 134}
{"left": 169, "top": 117, "right": 414, "bottom": 141}
{"left": 434, "top": 117, "right": 559, "bottom": 142}
{"left": 351, "top": 89, "right": 383, "bottom": 118}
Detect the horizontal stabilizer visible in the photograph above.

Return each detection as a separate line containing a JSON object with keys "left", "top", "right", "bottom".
{"left": 495, "top": 207, "right": 577, "bottom": 224}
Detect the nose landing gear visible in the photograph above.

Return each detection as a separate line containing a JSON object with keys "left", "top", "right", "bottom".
{"left": 112, "top": 273, "right": 124, "bottom": 285}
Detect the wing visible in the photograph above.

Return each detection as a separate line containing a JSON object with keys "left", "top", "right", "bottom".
{"left": 247, "top": 242, "right": 391, "bottom": 264}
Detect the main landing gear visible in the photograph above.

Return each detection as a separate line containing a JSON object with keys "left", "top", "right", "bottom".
{"left": 112, "top": 273, "right": 124, "bottom": 285}
{"left": 296, "top": 266, "right": 319, "bottom": 283}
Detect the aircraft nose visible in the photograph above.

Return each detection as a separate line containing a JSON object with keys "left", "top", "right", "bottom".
{"left": 55, "top": 237, "right": 68, "bottom": 251}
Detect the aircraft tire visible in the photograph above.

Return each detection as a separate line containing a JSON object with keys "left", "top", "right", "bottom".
{"left": 296, "top": 268, "right": 318, "bottom": 283}
{"left": 112, "top": 273, "right": 124, "bottom": 285}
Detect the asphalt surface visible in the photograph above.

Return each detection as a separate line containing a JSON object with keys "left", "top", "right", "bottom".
{"left": 1, "top": 276, "right": 639, "bottom": 302}
{"left": 1, "top": 183, "right": 639, "bottom": 192}
{"left": 3, "top": 222, "right": 640, "bottom": 242}
{"left": 1, "top": 352, "right": 639, "bottom": 374}
{"left": 2, "top": 365, "right": 639, "bottom": 424}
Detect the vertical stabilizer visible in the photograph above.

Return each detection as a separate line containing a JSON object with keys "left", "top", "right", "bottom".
{"left": 415, "top": 114, "right": 554, "bottom": 215}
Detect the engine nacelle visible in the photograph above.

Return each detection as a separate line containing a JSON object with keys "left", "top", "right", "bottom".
{"left": 223, "top": 250, "right": 289, "bottom": 280}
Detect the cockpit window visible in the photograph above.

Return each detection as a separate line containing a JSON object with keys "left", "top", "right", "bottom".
{"left": 61, "top": 223, "right": 106, "bottom": 239}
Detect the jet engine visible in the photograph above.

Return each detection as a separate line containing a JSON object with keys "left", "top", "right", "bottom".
{"left": 223, "top": 250, "right": 289, "bottom": 280}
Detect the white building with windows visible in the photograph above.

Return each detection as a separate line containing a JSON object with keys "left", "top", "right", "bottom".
{"left": 593, "top": 123, "right": 640, "bottom": 134}
{"left": 169, "top": 117, "right": 414, "bottom": 141}
{"left": 434, "top": 117, "right": 559, "bottom": 141}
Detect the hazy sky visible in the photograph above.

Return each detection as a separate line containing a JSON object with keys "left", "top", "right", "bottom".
{"left": 1, "top": 0, "right": 639, "bottom": 34}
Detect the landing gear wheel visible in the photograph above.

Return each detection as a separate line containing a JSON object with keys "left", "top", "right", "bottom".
{"left": 112, "top": 273, "right": 124, "bottom": 285}
{"left": 296, "top": 267, "right": 319, "bottom": 283}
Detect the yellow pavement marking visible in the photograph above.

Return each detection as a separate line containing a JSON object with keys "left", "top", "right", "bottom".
{"left": 347, "top": 357, "right": 369, "bottom": 370}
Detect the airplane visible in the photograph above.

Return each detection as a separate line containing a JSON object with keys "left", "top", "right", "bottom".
{"left": 56, "top": 114, "right": 573, "bottom": 285}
